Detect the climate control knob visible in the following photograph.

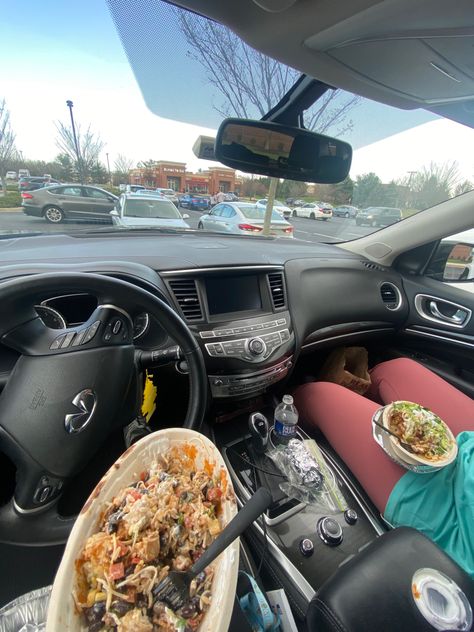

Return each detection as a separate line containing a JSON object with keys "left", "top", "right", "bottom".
{"left": 247, "top": 337, "right": 266, "bottom": 356}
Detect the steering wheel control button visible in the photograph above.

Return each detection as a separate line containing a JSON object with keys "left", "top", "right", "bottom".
{"left": 50, "top": 334, "right": 66, "bottom": 350}
{"left": 248, "top": 337, "right": 266, "bottom": 356}
{"left": 82, "top": 320, "right": 100, "bottom": 344}
{"left": 299, "top": 538, "right": 314, "bottom": 557}
{"left": 344, "top": 508, "right": 358, "bottom": 525}
{"left": 60, "top": 331, "right": 76, "bottom": 348}
{"left": 112, "top": 319, "right": 122, "bottom": 335}
{"left": 317, "top": 517, "right": 343, "bottom": 546}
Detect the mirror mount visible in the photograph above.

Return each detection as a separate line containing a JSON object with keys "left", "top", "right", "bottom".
{"left": 215, "top": 118, "right": 352, "bottom": 183}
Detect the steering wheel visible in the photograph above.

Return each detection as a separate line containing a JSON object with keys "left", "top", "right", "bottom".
{"left": 0, "top": 272, "right": 208, "bottom": 545}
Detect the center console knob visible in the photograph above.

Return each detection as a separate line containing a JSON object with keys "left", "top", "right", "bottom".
{"left": 248, "top": 337, "right": 266, "bottom": 356}
{"left": 317, "top": 517, "right": 343, "bottom": 546}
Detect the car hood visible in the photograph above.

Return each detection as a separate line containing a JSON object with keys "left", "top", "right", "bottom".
{"left": 114, "top": 217, "right": 190, "bottom": 228}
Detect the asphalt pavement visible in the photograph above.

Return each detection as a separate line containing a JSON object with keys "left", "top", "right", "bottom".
{"left": 0, "top": 208, "right": 374, "bottom": 243}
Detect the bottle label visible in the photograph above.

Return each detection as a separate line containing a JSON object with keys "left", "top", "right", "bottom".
{"left": 274, "top": 419, "right": 297, "bottom": 437}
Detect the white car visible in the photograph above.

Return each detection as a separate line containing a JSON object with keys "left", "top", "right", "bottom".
{"left": 255, "top": 199, "right": 292, "bottom": 218}
{"left": 155, "top": 188, "right": 179, "bottom": 206}
{"left": 5, "top": 171, "right": 17, "bottom": 180}
{"left": 292, "top": 202, "right": 333, "bottom": 220}
{"left": 111, "top": 193, "right": 190, "bottom": 229}
{"left": 198, "top": 202, "right": 293, "bottom": 237}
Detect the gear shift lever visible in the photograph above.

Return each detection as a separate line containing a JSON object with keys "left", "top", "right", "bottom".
{"left": 248, "top": 412, "right": 269, "bottom": 454}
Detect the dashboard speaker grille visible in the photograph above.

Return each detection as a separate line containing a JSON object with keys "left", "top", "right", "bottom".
{"left": 380, "top": 282, "right": 401, "bottom": 310}
{"left": 268, "top": 272, "right": 286, "bottom": 309}
{"left": 168, "top": 278, "right": 203, "bottom": 321}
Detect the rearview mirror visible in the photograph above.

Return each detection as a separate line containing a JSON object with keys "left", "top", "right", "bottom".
{"left": 215, "top": 118, "right": 352, "bottom": 183}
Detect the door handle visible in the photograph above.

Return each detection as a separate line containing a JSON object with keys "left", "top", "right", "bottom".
{"left": 428, "top": 301, "right": 467, "bottom": 325}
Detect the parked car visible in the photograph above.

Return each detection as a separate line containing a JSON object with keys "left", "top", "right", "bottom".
{"left": 155, "top": 188, "right": 179, "bottom": 206}
{"left": 18, "top": 176, "right": 60, "bottom": 192}
{"left": 292, "top": 202, "right": 333, "bottom": 220}
{"left": 333, "top": 205, "right": 359, "bottom": 218}
{"left": 125, "top": 184, "right": 146, "bottom": 193}
{"left": 179, "top": 193, "right": 211, "bottom": 211}
{"left": 255, "top": 198, "right": 292, "bottom": 218}
{"left": 5, "top": 171, "right": 17, "bottom": 180}
{"left": 224, "top": 192, "right": 239, "bottom": 201}
{"left": 198, "top": 202, "right": 294, "bottom": 237}
{"left": 285, "top": 198, "right": 305, "bottom": 207}
{"left": 356, "top": 206, "right": 402, "bottom": 227}
{"left": 21, "top": 184, "right": 118, "bottom": 223}
{"left": 111, "top": 193, "right": 190, "bottom": 228}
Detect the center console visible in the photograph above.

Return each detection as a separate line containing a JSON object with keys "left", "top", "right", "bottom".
{"left": 163, "top": 267, "right": 295, "bottom": 399}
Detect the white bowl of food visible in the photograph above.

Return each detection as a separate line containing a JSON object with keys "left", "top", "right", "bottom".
{"left": 382, "top": 401, "right": 458, "bottom": 467}
{"left": 46, "top": 428, "right": 239, "bottom": 632}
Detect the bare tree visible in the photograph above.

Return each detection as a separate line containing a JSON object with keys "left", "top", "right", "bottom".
{"left": 114, "top": 154, "right": 133, "bottom": 175}
{"left": 0, "top": 99, "right": 18, "bottom": 193}
{"left": 398, "top": 161, "right": 463, "bottom": 209}
{"left": 55, "top": 121, "right": 105, "bottom": 182}
{"left": 454, "top": 180, "right": 473, "bottom": 196}
{"left": 177, "top": 12, "right": 360, "bottom": 135}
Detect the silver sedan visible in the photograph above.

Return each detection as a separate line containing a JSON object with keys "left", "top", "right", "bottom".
{"left": 198, "top": 202, "right": 294, "bottom": 238}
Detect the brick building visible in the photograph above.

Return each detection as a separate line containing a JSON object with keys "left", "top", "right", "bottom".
{"left": 129, "top": 161, "right": 240, "bottom": 194}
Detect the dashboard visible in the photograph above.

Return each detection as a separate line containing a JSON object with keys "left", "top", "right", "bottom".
{"left": 0, "top": 231, "right": 410, "bottom": 399}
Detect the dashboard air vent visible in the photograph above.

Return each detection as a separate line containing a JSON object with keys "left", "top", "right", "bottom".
{"left": 268, "top": 272, "right": 286, "bottom": 309}
{"left": 168, "top": 278, "right": 203, "bottom": 321}
{"left": 362, "top": 261, "right": 384, "bottom": 272}
{"left": 380, "top": 282, "right": 401, "bottom": 311}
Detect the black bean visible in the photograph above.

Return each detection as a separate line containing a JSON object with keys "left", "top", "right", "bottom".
{"left": 106, "top": 511, "right": 122, "bottom": 534}
{"left": 180, "top": 601, "right": 197, "bottom": 618}
{"left": 196, "top": 571, "right": 206, "bottom": 584}
{"left": 84, "top": 601, "right": 105, "bottom": 628}
{"left": 111, "top": 599, "right": 133, "bottom": 616}
{"left": 136, "top": 593, "right": 148, "bottom": 608}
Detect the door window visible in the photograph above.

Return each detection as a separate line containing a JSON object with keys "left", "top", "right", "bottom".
{"left": 211, "top": 206, "right": 223, "bottom": 217}
{"left": 221, "top": 206, "right": 235, "bottom": 218}
{"left": 60, "top": 186, "right": 83, "bottom": 196}
{"left": 85, "top": 188, "right": 110, "bottom": 199}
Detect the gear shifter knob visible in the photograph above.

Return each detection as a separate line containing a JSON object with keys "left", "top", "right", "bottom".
{"left": 248, "top": 412, "right": 269, "bottom": 454}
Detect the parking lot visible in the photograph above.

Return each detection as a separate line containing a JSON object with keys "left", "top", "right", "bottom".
{"left": 0, "top": 208, "right": 374, "bottom": 243}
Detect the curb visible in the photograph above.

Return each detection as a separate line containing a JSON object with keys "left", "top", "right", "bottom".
{"left": 0, "top": 207, "right": 22, "bottom": 212}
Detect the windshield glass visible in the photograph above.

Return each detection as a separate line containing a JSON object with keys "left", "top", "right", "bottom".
{"left": 123, "top": 199, "right": 180, "bottom": 219}
{"left": 239, "top": 206, "right": 283, "bottom": 221}
{"left": 1, "top": 0, "right": 473, "bottom": 244}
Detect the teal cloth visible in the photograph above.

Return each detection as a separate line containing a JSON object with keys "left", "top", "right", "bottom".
{"left": 385, "top": 431, "right": 474, "bottom": 578}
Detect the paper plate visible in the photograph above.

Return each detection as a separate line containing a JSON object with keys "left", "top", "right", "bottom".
{"left": 381, "top": 402, "right": 458, "bottom": 468}
{"left": 46, "top": 428, "right": 239, "bottom": 632}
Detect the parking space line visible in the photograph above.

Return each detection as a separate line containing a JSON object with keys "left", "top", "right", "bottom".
{"left": 311, "top": 231, "right": 341, "bottom": 240}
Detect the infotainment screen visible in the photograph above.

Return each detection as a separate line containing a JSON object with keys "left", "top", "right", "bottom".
{"left": 206, "top": 275, "right": 262, "bottom": 315}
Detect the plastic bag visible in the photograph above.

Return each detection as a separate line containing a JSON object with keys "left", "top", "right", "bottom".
{"left": 267, "top": 439, "right": 347, "bottom": 512}
{"left": 0, "top": 586, "right": 51, "bottom": 632}
{"left": 318, "top": 346, "right": 371, "bottom": 394}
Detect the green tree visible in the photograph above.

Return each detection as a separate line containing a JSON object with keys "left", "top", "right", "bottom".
{"left": 277, "top": 179, "right": 307, "bottom": 200}
{"left": 326, "top": 176, "right": 354, "bottom": 206}
{"left": 352, "top": 173, "right": 383, "bottom": 208}
{"left": 454, "top": 180, "right": 473, "bottom": 196}
{"left": 54, "top": 153, "right": 74, "bottom": 181}
{"left": 90, "top": 162, "right": 109, "bottom": 184}
{"left": 0, "top": 99, "right": 18, "bottom": 193}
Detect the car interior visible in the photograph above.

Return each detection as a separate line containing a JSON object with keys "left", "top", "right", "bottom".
{"left": 1, "top": 0, "right": 474, "bottom": 630}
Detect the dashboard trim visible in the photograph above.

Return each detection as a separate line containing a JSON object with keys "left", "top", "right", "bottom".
{"left": 302, "top": 326, "right": 395, "bottom": 350}
{"left": 160, "top": 265, "right": 284, "bottom": 276}
{"left": 404, "top": 327, "right": 474, "bottom": 349}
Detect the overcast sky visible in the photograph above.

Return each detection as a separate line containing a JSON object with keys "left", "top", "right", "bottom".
{"left": 1, "top": 0, "right": 473, "bottom": 184}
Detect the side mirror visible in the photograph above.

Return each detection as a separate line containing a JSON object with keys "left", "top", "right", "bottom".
{"left": 110, "top": 209, "right": 119, "bottom": 217}
{"left": 443, "top": 242, "right": 474, "bottom": 282}
{"left": 215, "top": 118, "right": 352, "bottom": 183}
{"left": 182, "top": 213, "right": 190, "bottom": 219}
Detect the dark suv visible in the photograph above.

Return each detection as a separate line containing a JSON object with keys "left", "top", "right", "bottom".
{"left": 356, "top": 207, "right": 402, "bottom": 227}
{"left": 18, "top": 176, "right": 59, "bottom": 192}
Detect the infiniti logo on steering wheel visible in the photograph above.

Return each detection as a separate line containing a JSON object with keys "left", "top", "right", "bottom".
{"left": 64, "top": 389, "right": 97, "bottom": 434}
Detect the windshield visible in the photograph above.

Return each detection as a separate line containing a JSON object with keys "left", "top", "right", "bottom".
{"left": 239, "top": 206, "right": 283, "bottom": 222}
{"left": 1, "top": 0, "right": 473, "bottom": 244}
{"left": 123, "top": 198, "right": 180, "bottom": 219}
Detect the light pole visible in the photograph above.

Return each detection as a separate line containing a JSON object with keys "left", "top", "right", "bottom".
{"left": 106, "top": 152, "right": 111, "bottom": 184}
{"left": 66, "top": 100, "right": 83, "bottom": 184}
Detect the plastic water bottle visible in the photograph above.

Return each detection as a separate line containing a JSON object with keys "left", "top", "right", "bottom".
{"left": 274, "top": 395, "right": 299, "bottom": 444}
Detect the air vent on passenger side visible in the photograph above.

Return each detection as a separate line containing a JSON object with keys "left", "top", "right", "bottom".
{"left": 168, "top": 278, "right": 203, "bottom": 321}
{"left": 380, "top": 282, "right": 402, "bottom": 311}
{"left": 268, "top": 272, "right": 286, "bottom": 309}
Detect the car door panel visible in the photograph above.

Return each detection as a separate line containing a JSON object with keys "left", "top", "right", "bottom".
{"left": 52, "top": 186, "right": 85, "bottom": 217}
{"left": 399, "top": 274, "right": 474, "bottom": 395}
{"left": 83, "top": 188, "right": 116, "bottom": 219}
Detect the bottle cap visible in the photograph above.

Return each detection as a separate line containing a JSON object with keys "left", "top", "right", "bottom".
{"left": 282, "top": 394, "right": 293, "bottom": 405}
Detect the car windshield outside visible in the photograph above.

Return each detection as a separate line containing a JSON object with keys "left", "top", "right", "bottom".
{"left": 1, "top": 0, "right": 473, "bottom": 245}
{"left": 122, "top": 198, "right": 180, "bottom": 219}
